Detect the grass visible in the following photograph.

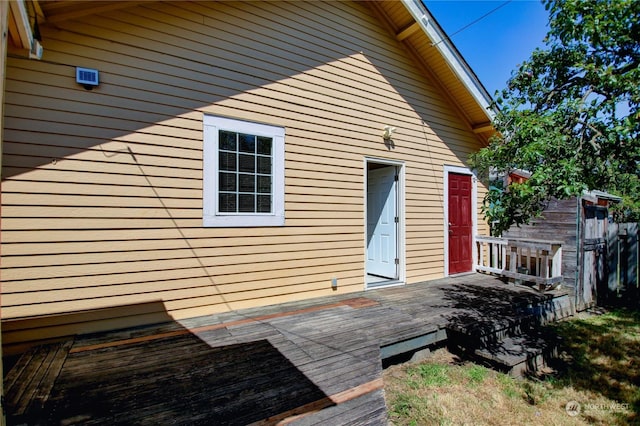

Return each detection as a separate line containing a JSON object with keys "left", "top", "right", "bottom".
{"left": 383, "top": 309, "right": 640, "bottom": 425}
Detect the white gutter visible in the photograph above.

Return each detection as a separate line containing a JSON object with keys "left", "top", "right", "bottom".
{"left": 400, "top": 0, "right": 497, "bottom": 120}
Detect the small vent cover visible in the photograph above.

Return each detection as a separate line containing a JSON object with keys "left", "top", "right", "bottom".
{"left": 76, "top": 67, "right": 99, "bottom": 86}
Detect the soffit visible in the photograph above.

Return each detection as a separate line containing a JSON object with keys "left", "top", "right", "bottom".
{"left": 368, "top": 0, "right": 497, "bottom": 144}
{"left": 38, "top": 1, "right": 146, "bottom": 24}
{"left": 7, "top": 0, "right": 39, "bottom": 51}
{"left": 8, "top": 1, "right": 147, "bottom": 47}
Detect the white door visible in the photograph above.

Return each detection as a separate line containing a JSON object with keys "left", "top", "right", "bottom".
{"left": 367, "top": 166, "right": 398, "bottom": 278}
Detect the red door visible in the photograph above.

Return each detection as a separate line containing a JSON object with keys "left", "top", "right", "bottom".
{"left": 448, "top": 173, "right": 473, "bottom": 274}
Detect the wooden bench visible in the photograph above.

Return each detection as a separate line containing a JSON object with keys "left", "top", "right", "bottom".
{"left": 3, "top": 340, "right": 73, "bottom": 422}
{"left": 475, "top": 236, "right": 563, "bottom": 290}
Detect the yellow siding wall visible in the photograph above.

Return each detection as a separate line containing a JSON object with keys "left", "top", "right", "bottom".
{"left": 1, "top": 1, "right": 488, "bottom": 352}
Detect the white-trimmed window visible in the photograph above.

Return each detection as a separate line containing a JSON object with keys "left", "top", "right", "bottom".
{"left": 203, "top": 115, "right": 285, "bottom": 227}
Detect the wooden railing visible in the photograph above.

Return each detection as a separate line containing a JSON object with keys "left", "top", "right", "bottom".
{"left": 475, "top": 236, "right": 563, "bottom": 289}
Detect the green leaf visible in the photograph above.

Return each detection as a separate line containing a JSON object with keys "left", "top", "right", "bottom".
{"left": 473, "top": 0, "right": 640, "bottom": 232}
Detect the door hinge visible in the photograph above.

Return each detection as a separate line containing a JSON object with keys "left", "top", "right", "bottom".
{"left": 394, "top": 216, "right": 399, "bottom": 223}
{"left": 394, "top": 174, "right": 399, "bottom": 181}
{"left": 395, "top": 258, "right": 399, "bottom": 265}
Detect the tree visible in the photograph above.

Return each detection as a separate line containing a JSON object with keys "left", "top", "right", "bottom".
{"left": 471, "top": 0, "right": 640, "bottom": 235}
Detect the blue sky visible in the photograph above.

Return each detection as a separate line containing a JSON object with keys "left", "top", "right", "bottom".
{"left": 425, "top": 1, "right": 550, "bottom": 97}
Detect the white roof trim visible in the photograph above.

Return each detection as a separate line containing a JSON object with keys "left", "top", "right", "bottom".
{"left": 9, "top": 0, "right": 34, "bottom": 50}
{"left": 400, "top": 0, "right": 496, "bottom": 121}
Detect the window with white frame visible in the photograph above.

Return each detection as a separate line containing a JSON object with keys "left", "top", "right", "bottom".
{"left": 203, "top": 115, "right": 285, "bottom": 227}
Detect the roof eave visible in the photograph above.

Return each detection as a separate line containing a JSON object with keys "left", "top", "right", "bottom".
{"left": 7, "top": 0, "right": 43, "bottom": 59}
{"left": 400, "top": 0, "right": 497, "bottom": 123}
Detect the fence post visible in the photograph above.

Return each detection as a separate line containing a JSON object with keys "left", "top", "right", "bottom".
{"left": 608, "top": 222, "right": 620, "bottom": 295}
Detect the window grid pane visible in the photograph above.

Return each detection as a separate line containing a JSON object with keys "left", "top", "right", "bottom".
{"left": 218, "top": 130, "right": 273, "bottom": 215}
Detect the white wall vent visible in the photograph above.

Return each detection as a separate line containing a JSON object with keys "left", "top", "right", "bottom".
{"left": 76, "top": 67, "right": 99, "bottom": 88}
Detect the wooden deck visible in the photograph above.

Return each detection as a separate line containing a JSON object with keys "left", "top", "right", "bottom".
{"left": 3, "top": 274, "right": 572, "bottom": 425}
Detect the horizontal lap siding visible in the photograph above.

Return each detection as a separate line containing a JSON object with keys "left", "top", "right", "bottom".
{"left": 1, "top": 0, "right": 485, "bottom": 351}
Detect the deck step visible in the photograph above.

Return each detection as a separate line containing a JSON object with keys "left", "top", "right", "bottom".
{"left": 473, "top": 332, "right": 561, "bottom": 376}
{"left": 449, "top": 326, "right": 562, "bottom": 377}
{"left": 447, "top": 315, "right": 537, "bottom": 348}
{"left": 446, "top": 290, "right": 569, "bottom": 377}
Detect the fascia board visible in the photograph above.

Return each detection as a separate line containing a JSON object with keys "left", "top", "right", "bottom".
{"left": 9, "top": 0, "right": 33, "bottom": 50}
{"left": 400, "top": 0, "right": 496, "bottom": 120}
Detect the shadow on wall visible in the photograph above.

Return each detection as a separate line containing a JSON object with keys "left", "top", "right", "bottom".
{"left": 2, "top": 301, "right": 179, "bottom": 357}
{"left": 2, "top": 1, "right": 474, "bottom": 181}
{"left": 4, "top": 300, "right": 332, "bottom": 425}
{"left": 1, "top": 0, "right": 480, "bottom": 353}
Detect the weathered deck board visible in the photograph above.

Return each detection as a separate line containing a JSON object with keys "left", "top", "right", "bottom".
{"left": 4, "top": 340, "right": 73, "bottom": 419}
{"left": 4, "top": 274, "right": 571, "bottom": 425}
{"left": 295, "top": 389, "right": 388, "bottom": 426}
